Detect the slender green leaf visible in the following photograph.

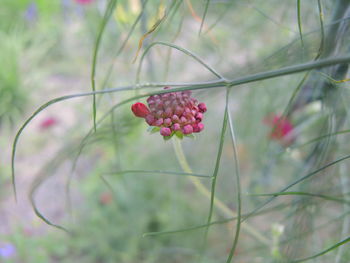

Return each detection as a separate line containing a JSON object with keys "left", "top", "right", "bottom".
{"left": 291, "top": 236, "right": 350, "bottom": 262}
{"left": 105, "top": 169, "right": 211, "bottom": 178}
{"left": 297, "top": 0, "right": 304, "bottom": 47}
{"left": 251, "top": 191, "right": 350, "bottom": 204}
{"left": 199, "top": 0, "right": 210, "bottom": 35}
{"left": 91, "top": 0, "right": 118, "bottom": 132}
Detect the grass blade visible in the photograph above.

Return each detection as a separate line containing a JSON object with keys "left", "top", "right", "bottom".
{"left": 291, "top": 236, "right": 350, "bottom": 262}
{"left": 251, "top": 191, "right": 350, "bottom": 205}
{"left": 132, "top": 11, "right": 167, "bottom": 63}
{"left": 243, "top": 154, "right": 350, "bottom": 222}
{"left": 91, "top": 0, "right": 118, "bottom": 132}
{"left": 104, "top": 169, "right": 211, "bottom": 178}
{"left": 199, "top": 0, "right": 210, "bottom": 35}
{"left": 297, "top": 0, "right": 304, "bottom": 47}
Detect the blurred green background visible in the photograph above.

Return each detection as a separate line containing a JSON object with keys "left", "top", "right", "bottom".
{"left": 1, "top": 0, "right": 350, "bottom": 262}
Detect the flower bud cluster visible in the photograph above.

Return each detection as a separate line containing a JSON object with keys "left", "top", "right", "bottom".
{"left": 131, "top": 87, "right": 207, "bottom": 137}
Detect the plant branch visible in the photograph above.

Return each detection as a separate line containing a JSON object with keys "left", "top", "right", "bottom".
{"left": 172, "top": 138, "right": 270, "bottom": 245}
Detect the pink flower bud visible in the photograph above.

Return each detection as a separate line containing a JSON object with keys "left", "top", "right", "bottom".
{"left": 173, "top": 123, "right": 181, "bottom": 131}
{"left": 195, "top": 112, "right": 203, "bottom": 121}
{"left": 198, "top": 123, "right": 204, "bottom": 131}
{"left": 182, "top": 91, "right": 191, "bottom": 97}
{"left": 198, "top": 103, "right": 207, "bottom": 113}
{"left": 183, "top": 125, "right": 193, "bottom": 134}
{"left": 164, "top": 100, "right": 171, "bottom": 107}
{"left": 164, "top": 118, "right": 172, "bottom": 126}
{"left": 193, "top": 123, "right": 205, "bottom": 133}
{"left": 165, "top": 107, "right": 173, "bottom": 117}
{"left": 160, "top": 127, "right": 172, "bottom": 136}
{"left": 145, "top": 115, "right": 155, "bottom": 125}
{"left": 156, "top": 110, "right": 163, "bottom": 118}
{"left": 180, "top": 116, "right": 187, "bottom": 124}
{"left": 155, "top": 118, "right": 164, "bottom": 126}
{"left": 172, "top": 115, "right": 180, "bottom": 122}
{"left": 175, "top": 106, "right": 183, "bottom": 116}
{"left": 131, "top": 102, "right": 150, "bottom": 118}
{"left": 156, "top": 101, "right": 164, "bottom": 109}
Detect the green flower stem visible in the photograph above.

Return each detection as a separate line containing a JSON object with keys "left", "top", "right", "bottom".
{"left": 172, "top": 138, "right": 270, "bottom": 245}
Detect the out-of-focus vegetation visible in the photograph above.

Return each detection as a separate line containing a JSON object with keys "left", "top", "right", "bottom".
{"left": 1, "top": 0, "right": 350, "bottom": 263}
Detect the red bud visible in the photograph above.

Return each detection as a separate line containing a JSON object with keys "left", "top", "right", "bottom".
{"left": 131, "top": 102, "right": 150, "bottom": 118}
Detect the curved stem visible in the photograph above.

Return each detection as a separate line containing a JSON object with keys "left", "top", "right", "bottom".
{"left": 225, "top": 93, "right": 242, "bottom": 263}
{"left": 172, "top": 138, "right": 270, "bottom": 245}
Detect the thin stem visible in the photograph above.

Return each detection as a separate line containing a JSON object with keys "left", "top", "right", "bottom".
{"left": 172, "top": 138, "right": 270, "bottom": 245}
{"left": 199, "top": 0, "right": 210, "bottom": 35}
{"left": 199, "top": 87, "right": 230, "bottom": 259}
{"left": 317, "top": 0, "right": 325, "bottom": 57}
{"left": 291, "top": 236, "right": 350, "bottom": 262}
{"left": 104, "top": 169, "right": 211, "bottom": 178}
{"left": 91, "top": 0, "right": 118, "bottom": 131}
{"left": 243, "top": 154, "right": 350, "bottom": 222}
{"left": 297, "top": 0, "right": 304, "bottom": 47}
{"left": 99, "top": 0, "right": 149, "bottom": 91}
{"left": 335, "top": 166, "right": 350, "bottom": 263}
{"left": 136, "top": 41, "right": 225, "bottom": 86}
{"left": 225, "top": 89, "right": 242, "bottom": 263}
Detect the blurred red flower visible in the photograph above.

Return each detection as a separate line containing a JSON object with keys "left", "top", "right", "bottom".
{"left": 264, "top": 114, "right": 294, "bottom": 146}
{"left": 39, "top": 117, "right": 58, "bottom": 130}
{"left": 99, "top": 192, "right": 113, "bottom": 205}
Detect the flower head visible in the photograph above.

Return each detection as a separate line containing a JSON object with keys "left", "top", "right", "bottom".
{"left": 131, "top": 87, "right": 207, "bottom": 138}
{"left": 264, "top": 114, "right": 294, "bottom": 146}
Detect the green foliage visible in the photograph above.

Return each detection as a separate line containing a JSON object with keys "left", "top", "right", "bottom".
{"left": 0, "top": 31, "right": 27, "bottom": 126}
{"left": 2, "top": 0, "right": 350, "bottom": 263}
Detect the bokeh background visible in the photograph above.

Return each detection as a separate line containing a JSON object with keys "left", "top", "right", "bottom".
{"left": 1, "top": 0, "right": 350, "bottom": 262}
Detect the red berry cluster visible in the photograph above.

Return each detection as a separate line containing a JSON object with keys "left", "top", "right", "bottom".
{"left": 131, "top": 87, "right": 207, "bottom": 137}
